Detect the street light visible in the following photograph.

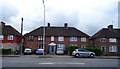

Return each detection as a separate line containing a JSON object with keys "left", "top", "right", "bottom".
{"left": 42, "top": 0, "right": 45, "bottom": 55}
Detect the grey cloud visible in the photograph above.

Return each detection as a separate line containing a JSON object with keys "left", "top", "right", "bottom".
{"left": 1, "top": 1, "right": 18, "bottom": 22}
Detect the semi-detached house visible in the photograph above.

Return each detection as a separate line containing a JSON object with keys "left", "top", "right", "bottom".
{"left": 90, "top": 25, "right": 120, "bottom": 55}
{"left": 24, "top": 23, "right": 90, "bottom": 54}
{"left": 0, "top": 22, "right": 22, "bottom": 51}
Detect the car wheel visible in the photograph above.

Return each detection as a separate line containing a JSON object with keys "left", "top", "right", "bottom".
{"left": 75, "top": 53, "right": 80, "bottom": 57}
{"left": 90, "top": 54, "right": 94, "bottom": 57}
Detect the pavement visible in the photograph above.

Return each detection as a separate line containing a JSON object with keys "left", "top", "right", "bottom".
{"left": 1, "top": 54, "right": 120, "bottom": 59}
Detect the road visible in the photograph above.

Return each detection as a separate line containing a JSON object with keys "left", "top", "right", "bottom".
{"left": 1, "top": 56, "right": 119, "bottom": 67}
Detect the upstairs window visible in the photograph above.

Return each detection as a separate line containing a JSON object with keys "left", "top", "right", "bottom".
{"left": 81, "top": 37, "right": 86, "bottom": 42}
{"left": 109, "top": 38, "right": 116, "bottom": 42}
{"left": 38, "top": 36, "right": 44, "bottom": 41}
{"left": 100, "top": 38, "right": 106, "bottom": 42}
{"left": 8, "top": 35, "right": 13, "bottom": 40}
{"left": 70, "top": 37, "right": 77, "bottom": 41}
{"left": 51, "top": 36, "right": 54, "bottom": 41}
{"left": 28, "top": 36, "right": 34, "bottom": 41}
{"left": 0, "top": 35, "right": 4, "bottom": 40}
{"left": 58, "top": 37, "right": 64, "bottom": 41}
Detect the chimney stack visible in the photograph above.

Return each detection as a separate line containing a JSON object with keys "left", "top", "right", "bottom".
{"left": 48, "top": 23, "right": 50, "bottom": 28}
{"left": 64, "top": 23, "right": 68, "bottom": 29}
{"left": 0, "top": 21, "right": 5, "bottom": 27}
{"left": 108, "top": 25, "right": 113, "bottom": 30}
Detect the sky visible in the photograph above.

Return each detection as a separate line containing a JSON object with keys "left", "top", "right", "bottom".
{"left": 0, "top": 0, "right": 120, "bottom": 36}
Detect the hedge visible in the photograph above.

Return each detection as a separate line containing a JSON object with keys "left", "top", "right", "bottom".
{"left": 81, "top": 47, "right": 102, "bottom": 56}
{"left": 1, "top": 48, "right": 11, "bottom": 55}
{"left": 66, "top": 45, "right": 79, "bottom": 55}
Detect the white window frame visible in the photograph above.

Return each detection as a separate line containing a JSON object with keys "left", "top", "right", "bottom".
{"left": 81, "top": 45, "right": 86, "bottom": 48}
{"left": 100, "top": 38, "right": 106, "bottom": 42}
{"left": 28, "top": 36, "right": 34, "bottom": 40}
{"left": 0, "top": 35, "right": 4, "bottom": 40}
{"left": 81, "top": 37, "right": 86, "bottom": 42}
{"left": 8, "top": 35, "right": 13, "bottom": 40}
{"left": 70, "top": 37, "right": 77, "bottom": 41}
{"left": 58, "top": 37, "right": 64, "bottom": 41}
{"left": 51, "top": 36, "right": 54, "bottom": 41}
{"left": 38, "top": 36, "right": 43, "bottom": 41}
{"left": 70, "top": 44, "right": 77, "bottom": 46}
{"left": 109, "top": 38, "right": 116, "bottom": 42}
{"left": 109, "top": 45, "right": 117, "bottom": 52}
{"left": 57, "top": 44, "right": 64, "bottom": 49}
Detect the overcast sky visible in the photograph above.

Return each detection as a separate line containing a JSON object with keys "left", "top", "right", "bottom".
{"left": 0, "top": 0, "right": 119, "bottom": 36}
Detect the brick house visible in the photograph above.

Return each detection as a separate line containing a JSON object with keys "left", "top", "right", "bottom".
{"left": 90, "top": 25, "right": 120, "bottom": 55}
{"left": 0, "top": 21, "right": 22, "bottom": 51}
{"left": 24, "top": 23, "right": 89, "bottom": 54}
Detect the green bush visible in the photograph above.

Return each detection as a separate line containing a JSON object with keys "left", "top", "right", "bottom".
{"left": 2, "top": 48, "right": 11, "bottom": 55}
{"left": 81, "top": 47, "right": 102, "bottom": 56}
{"left": 66, "top": 45, "right": 79, "bottom": 55}
{"left": 11, "top": 51, "right": 16, "bottom": 55}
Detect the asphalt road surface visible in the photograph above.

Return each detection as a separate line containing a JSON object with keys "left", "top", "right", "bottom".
{"left": 2, "top": 56, "right": 119, "bottom": 67}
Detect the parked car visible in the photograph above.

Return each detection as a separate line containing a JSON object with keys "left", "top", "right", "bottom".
{"left": 72, "top": 49, "right": 95, "bottom": 57}
{"left": 36, "top": 49, "right": 44, "bottom": 55}
{"left": 24, "top": 48, "right": 32, "bottom": 55}
{"left": 56, "top": 49, "right": 64, "bottom": 55}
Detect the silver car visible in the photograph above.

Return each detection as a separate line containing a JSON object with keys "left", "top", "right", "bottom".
{"left": 72, "top": 49, "right": 95, "bottom": 57}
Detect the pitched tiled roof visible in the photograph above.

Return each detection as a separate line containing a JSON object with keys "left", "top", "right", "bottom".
{"left": 92, "top": 28, "right": 120, "bottom": 39}
{"left": 24, "top": 27, "right": 89, "bottom": 37}
{"left": 2, "top": 25, "right": 21, "bottom": 36}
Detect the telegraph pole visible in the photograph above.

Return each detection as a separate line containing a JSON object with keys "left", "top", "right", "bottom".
{"left": 20, "top": 18, "right": 23, "bottom": 55}
{"left": 42, "top": 0, "right": 45, "bottom": 55}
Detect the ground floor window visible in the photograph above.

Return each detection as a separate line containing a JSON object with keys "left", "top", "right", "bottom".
{"left": 109, "top": 45, "right": 117, "bottom": 52}
{"left": 38, "top": 43, "right": 43, "bottom": 49}
{"left": 57, "top": 44, "right": 64, "bottom": 50}
{"left": 70, "top": 44, "right": 77, "bottom": 46}
{"left": 81, "top": 45, "right": 86, "bottom": 48}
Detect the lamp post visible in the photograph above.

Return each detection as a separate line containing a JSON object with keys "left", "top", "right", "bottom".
{"left": 42, "top": 0, "right": 45, "bottom": 55}
{"left": 20, "top": 18, "right": 23, "bottom": 55}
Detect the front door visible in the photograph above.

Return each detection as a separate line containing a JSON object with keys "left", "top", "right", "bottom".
{"left": 101, "top": 46, "right": 106, "bottom": 55}
{"left": 49, "top": 46, "right": 56, "bottom": 54}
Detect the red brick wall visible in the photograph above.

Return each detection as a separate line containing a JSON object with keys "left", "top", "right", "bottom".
{"left": 1, "top": 36, "right": 21, "bottom": 43}
{"left": 92, "top": 38, "right": 118, "bottom": 55}
{"left": 24, "top": 36, "right": 89, "bottom": 52}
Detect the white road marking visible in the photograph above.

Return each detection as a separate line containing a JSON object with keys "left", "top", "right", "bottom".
{"left": 67, "top": 63, "right": 85, "bottom": 64}
{"left": 38, "top": 62, "right": 54, "bottom": 64}
{"left": 38, "top": 62, "right": 85, "bottom": 65}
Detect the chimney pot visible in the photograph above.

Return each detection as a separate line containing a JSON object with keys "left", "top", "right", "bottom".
{"left": 108, "top": 25, "right": 113, "bottom": 30}
{"left": 64, "top": 23, "right": 68, "bottom": 29}
{"left": 48, "top": 23, "right": 50, "bottom": 28}
{"left": 0, "top": 21, "right": 5, "bottom": 27}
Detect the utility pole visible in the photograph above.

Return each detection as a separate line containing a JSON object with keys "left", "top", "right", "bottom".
{"left": 20, "top": 18, "right": 23, "bottom": 55}
{"left": 42, "top": 0, "right": 45, "bottom": 55}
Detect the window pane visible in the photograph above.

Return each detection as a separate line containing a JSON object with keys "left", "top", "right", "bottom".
{"left": 81, "top": 37, "right": 86, "bottom": 42}
{"left": 29, "top": 36, "right": 34, "bottom": 40}
{"left": 109, "top": 38, "right": 116, "bottom": 42}
{"left": 0, "top": 35, "right": 3, "bottom": 40}
{"left": 70, "top": 37, "right": 77, "bottom": 41}
{"left": 38, "top": 36, "right": 43, "bottom": 41}
{"left": 109, "top": 46, "right": 117, "bottom": 52}
{"left": 58, "top": 37, "right": 64, "bottom": 41}
{"left": 100, "top": 38, "right": 106, "bottom": 42}
{"left": 8, "top": 35, "right": 13, "bottom": 40}
{"left": 51, "top": 36, "right": 54, "bottom": 41}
